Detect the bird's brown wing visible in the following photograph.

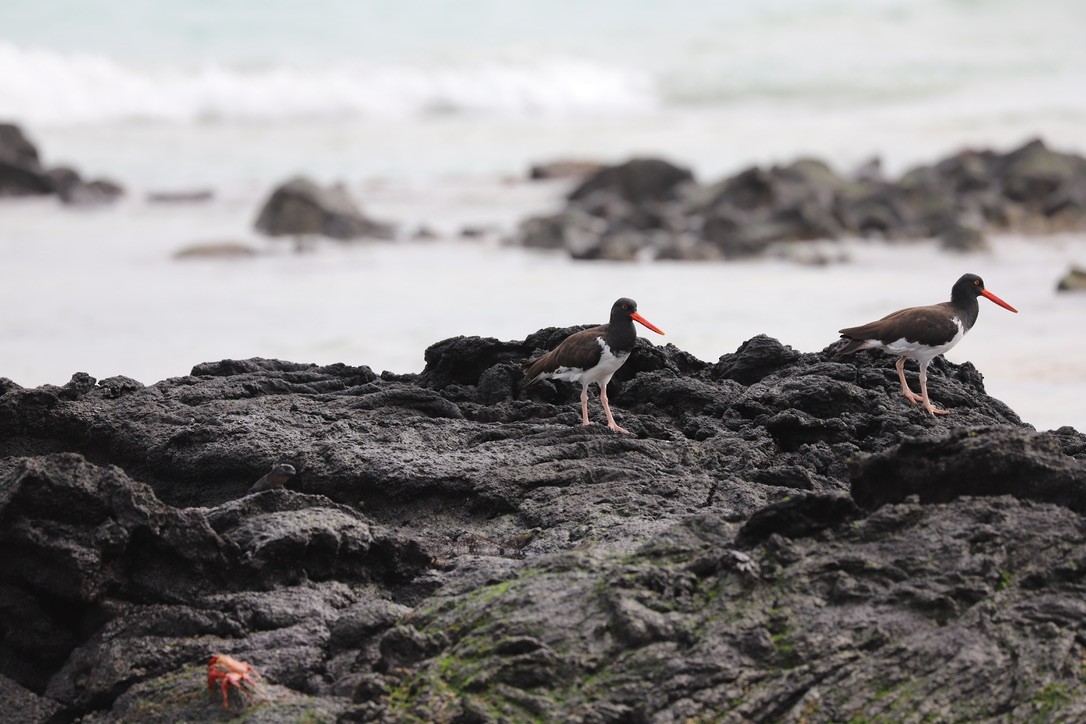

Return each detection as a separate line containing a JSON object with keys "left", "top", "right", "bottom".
{"left": 839, "top": 302, "right": 960, "bottom": 348}
{"left": 523, "top": 324, "right": 607, "bottom": 384}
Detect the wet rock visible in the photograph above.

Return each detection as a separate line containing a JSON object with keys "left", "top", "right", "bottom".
{"left": 938, "top": 221, "right": 990, "bottom": 252}
{"left": 0, "top": 123, "right": 52, "bottom": 197}
{"left": 146, "top": 189, "right": 215, "bottom": 204}
{"left": 392, "top": 499, "right": 1086, "bottom": 722}
{"left": 711, "top": 334, "right": 803, "bottom": 385}
{"left": 568, "top": 229, "right": 647, "bottom": 261}
{"left": 458, "top": 224, "right": 495, "bottom": 239}
{"left": 568, "top": 157, "right": 695, "bottom": 205}
{"left": 850, "top": 426, "right": 1086, "bottom": 513}
{"left": 999, "top": 138, "right": 1085, "bottom": 209}
{"left": 208, "top": 495, "right": 374, "bottom": 583}
{"left": 735, "top": 493, "right": 861, "bottom": 547}
{"left": 516, "top": 208, "right": 607, "bottom": 252}
{"left": 0, "top": 454, "right": 231, "bottom": 690}
{"left": 511, "top": 140, "right": 1086, "bottom": 261}
{"left": 55, "top": 175, "right": 125, "bottom": 206}
{"left": 0, "top": 125, "right": 125, "bottom": 203}
{"left": 173, "top": 242, "right": 259, "bottom": 260}
{"left": 528, "top": 159, "right": 603, "bottom": 181}
{"left": 0, "top": 160, "right": 54, "bottom": 197}
{"left": 330, "top": 597, "right": 411, "bottom": 652}
{"left": 254, "top": 176, "right": 396, "bottom": 241}
{"left": 0, "top": 329, "right": 1082, "bottom": 722}
{"left": 0, "top": 674, "right": 61, "bottom": 722}
{"left": 0, "top": 123, "right": 43, "bottom": 169}
{"left": 418, "top": 335, "right": 534, "bottom": 390}
{"left": 1056, "top": 266, "right": 1086, "bottom": 292}
{"left": 377, "top": 625, "right": 442, "bottom": 671}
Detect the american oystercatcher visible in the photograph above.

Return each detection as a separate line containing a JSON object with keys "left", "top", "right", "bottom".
{"left": 838, "top": 273, "right": 1018, "bottom": 415}
{"left": 523, "top": 297, "right": 665, "bottom": 434}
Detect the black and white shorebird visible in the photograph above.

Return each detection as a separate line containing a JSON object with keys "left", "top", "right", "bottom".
{"left": 523, "top": 297, "right": 665, "bottom": 434}
{"left": 837, "top": 273, "right": 1018, "bottom": 415}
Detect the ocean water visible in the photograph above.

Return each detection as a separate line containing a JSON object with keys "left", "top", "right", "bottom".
{"left": 1, "top": 0, "right": 1085, "bottom": 430}
{"left": 3, "top": 0, "right": 1085, "bottom": 185}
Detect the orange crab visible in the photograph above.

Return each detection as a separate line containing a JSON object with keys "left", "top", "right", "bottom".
{"left": 207, "top": 654, "right": 268, "bottom": 709}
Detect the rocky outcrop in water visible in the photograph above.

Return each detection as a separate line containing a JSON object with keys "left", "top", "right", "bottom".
{"left": 1056, "top": 266, "right": 1086, "bottom": 292}
{"left": 0, "top": 122, "right": 124, "bottom": 205}
{"left": 514, "top": 139, "right": 1086, "bottom": 260}
{"left": 1, "top": 332, "right": 1084, "bottom": 722}
{"left": 254, "top": 177, "right": 397, "bottom": 241}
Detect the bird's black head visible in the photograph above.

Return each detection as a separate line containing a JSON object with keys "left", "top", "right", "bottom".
{"left": 952, "top": 273, "right": 1018, "bottom": 312}
{"left": 611, "top": 298, "right": 638, "bottom": 317}
{"left": 954, "top": 273, "right": 986, "bottom": 296}
{"left": 610, "top": 297, "right": 665, "bottom": 335}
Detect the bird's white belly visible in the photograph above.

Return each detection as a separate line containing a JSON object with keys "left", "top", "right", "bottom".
{"left": 551, "top": 338, "right": 630, "bottom": 386}
{"left": 880, "top": 318, "right": 966, "bottom": 363}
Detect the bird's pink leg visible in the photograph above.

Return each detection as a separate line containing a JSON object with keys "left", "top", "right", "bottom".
{"left": 580, "top": 386, "right": 592, "bottom": 426}
{"left": 918, "top": 361, "right": 949, "bottom": 415}
{"left": 895, "top": 357, "right": 924, "bottom": 405}
{"left": 599, "top": 384, "right": 630, "bottom": 434}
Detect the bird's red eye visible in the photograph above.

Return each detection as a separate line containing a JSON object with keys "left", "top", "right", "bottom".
{"left": 974, "top": 279, "right": 981, "bottom": 286}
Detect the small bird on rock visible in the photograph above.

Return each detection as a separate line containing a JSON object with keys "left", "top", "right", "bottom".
{"left": 837, "top": 273, "right": 1017, "bottom": 415}
{"left": 247, "top": 463, "right": 297, "bottom": 494}
{"left": 523, "top": 297, "right": 664, "bottom": 434}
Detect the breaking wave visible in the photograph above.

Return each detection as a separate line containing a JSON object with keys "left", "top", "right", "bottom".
{"left": 0, "top": 42, "right": 659, "bottom": 124}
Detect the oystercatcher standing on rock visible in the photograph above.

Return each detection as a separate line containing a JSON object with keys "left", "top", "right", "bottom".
{"left": 837, "top": 273, "right": 1018, "bottom": 415}
{"left": 523, "top": 298, "right": 665, "bottom": 434}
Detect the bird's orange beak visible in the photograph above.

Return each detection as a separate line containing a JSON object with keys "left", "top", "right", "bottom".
{"left": 631, "top": 311, "right": 665, "bottom": 335}
{"left": 981, "top": 289, "right": 1018, "bottom": 313}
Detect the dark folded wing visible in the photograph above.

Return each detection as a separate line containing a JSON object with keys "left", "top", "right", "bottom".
{"left": 523, "top": 324, "right": 607, "bottom": 383}
{"left": 839, "top": 303, "right": 959, "bottom": 346}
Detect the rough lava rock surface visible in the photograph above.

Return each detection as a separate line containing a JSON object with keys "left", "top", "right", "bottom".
{"left": 1, "top": 331, "right": 1084, "bottom": 722}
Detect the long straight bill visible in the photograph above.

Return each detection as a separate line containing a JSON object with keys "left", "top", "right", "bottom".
{"left": 981, "top": 289, "right": 1018, "bottom": 313}
{"left": 630, "top": 311, "right": 665, "bottom": 335}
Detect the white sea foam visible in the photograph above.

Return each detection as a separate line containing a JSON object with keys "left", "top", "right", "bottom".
{"left": 0, "top": 42, "right": 658, "bottom": 124}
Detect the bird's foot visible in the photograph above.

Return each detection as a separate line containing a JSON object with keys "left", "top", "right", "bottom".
{"left": 901, "top": 390, "right": 924, "bottom": 405}
{"left": 923, "top": 402, "right": 950, "bottom": 416}
{"left": 607, "top": 422, "right": 630, "bottom": 434}
{"left": 581, "top": 420, "right": 594, "bottom": 427}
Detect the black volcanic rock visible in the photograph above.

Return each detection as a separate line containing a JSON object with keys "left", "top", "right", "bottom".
{"left": 0, "top": 123, "right": 43, "bottom": 169}
{"left": 1056, "top": 265, "right": 1086, "bottom": 292}
{"left": 0, "top": 123, "right": 125, "bottom": 202}
{"left": 254, "top": 176, "right": 396, "bottom": 241}
{"left": 53, "top": 171, "right": 125, "bottom": 206}
{"left": 513, "top": 139, "right": 1086, "bottom": 260}
{"left": 0, "top": 123, "right": 53, "bottom": 197}
{"left": 1, "top": 331, "right": 1084, "bottom": 722}
{"left": 568, "top": 157, "right": 695, "bottom": 205}
{"left": 392, "top": 496, "right": 1086, "bottom": 722}
{"left": 850, "top": 426, "right": 1086, "bottom": 513}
